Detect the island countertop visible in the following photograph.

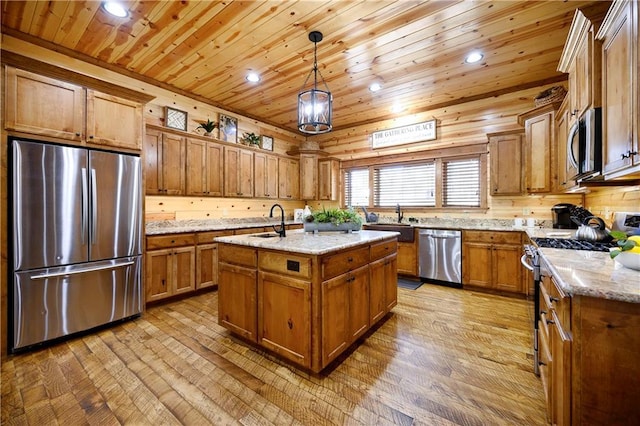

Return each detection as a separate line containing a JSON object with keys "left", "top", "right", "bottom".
{"left": 214, "top": 229, "right": 400, "bottom": 255}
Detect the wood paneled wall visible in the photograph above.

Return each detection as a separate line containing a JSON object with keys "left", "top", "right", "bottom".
{"left": 585, "top": 185, "right": 640, "bottom": 225}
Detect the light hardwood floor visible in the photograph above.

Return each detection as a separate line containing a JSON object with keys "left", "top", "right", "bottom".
{"left": 1, "top": 284, "right": 546, "bottom": 425}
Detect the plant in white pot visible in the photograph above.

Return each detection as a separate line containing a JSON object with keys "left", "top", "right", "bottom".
{"left": 241, "top": 132, "right": 261, "bottom": 146}
{"left": 196, "top": 119, "right": 218, "bottom": 136}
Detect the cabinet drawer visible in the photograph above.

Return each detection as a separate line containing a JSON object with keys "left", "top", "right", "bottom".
{"left": 321, "top": 246, "right": 369, "bottom": 280}
{"left": 549, "top": 276, "right": 570, "bottom": 331}
{"left": 370, "top": 239, "right": 398, "bottom": 261}
{"left": 464, "top": 230, "right": 522, "bottom": 245}
{"left": 197, "top": 230, "right": 231, "bottom": 244}
{"left": 146, "top": 233, "right": 196, "bottom": 250}
{"left": 219, "top": 244, "right": 257, "bottom": 267}
{"left": 259, "top": 251, "right": 312, "bottom": 279}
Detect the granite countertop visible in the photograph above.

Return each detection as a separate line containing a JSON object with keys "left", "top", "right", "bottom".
{"left": 146, "top": 218, "right": 302, "bottom": 235}
{"left": 214, "top": 229, "right": 400, "bottom": 255}
{"left": 538, "top": 247, "right": 639, "bottom": 304}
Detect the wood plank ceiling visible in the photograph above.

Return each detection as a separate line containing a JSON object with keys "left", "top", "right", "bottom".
{"left": 1, "top": 0, "right": 605, "bottom": 133}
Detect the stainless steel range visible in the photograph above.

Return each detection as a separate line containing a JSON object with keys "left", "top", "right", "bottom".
{"left": 531, "top": 237, "right": 616, "bottom": 252}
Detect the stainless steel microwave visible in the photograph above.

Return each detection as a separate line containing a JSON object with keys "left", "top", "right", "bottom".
{"left": 567, "top": 107, "right": 602, "bottom": 182}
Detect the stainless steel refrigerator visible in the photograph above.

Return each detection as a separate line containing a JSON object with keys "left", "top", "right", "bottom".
{"left": 10, "top": 138, "right": 143, "bottom": 351}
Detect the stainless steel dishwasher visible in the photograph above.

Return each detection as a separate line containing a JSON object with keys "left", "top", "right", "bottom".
{"left": 418, "top": 229, "right": 462, "bottom": 287}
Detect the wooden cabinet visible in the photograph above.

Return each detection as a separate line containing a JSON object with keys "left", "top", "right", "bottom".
{"left": 278, "top": 157, "right": 300, "bottom": 200}
{"left": 196, "top": 231, "right": 229, "bottom": 290}
{"left": 86, "top": 89, "right": 143, "bottom": 150}
{"left": 597, "top": 0, "right": 640, "bottom": 179}
{"left": 397, "top": 241, "right": 417, "bottom": 276}
{"left": 186, "top": 138, "right": 224, "bottom": 196}
{"left": 254, "top": 151, "right": 279, "bottom": 199}
{"left": 321, "top": 265, "right": 369, "bottom": 365}
{"left": 224, "top": 146, "right": 254, "bottom": 197}
{"left": 258, "top": 272, "right": 311, "bottom": 367}
{"left": 4, "top": 67, "right": 142, "bottom": 150}
{"left": 369, "top": 240, "right": 398, "bottom": 324}
{"left": 539, "top": 273, "right": 571, "bottom": 426}
{"left": 462, "top": 231, "right": 524, "bottom": 294}
{"left": 488, "top": 130, "right": 524, "bottom": 195}
{"left": 318, "top": 158, "right": 340, "bottom": 200}
{"left": 145, "top": 234, "right": 196, "bottom": 302}
{"left": 217, "top": 236, "right": 397, "bottom": 372}
{"left": 299, "top": 153, "right": 318, "bottom": 200}
{"left": 218, "top": 245, "right": 258, "bottom": 341}
{"left": 518, "top": 104, "right": 560, "bottom": 193}
{"left": 144, "top": 128, "right": 186, "bottom": 195}
{"left": 555, "top": 98, "right": 578, "bottom": 191}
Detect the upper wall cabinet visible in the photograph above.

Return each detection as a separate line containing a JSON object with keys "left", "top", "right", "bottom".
{"left": 518, "top": 103, "right": 561, "bottom": 193}
{"left": 318, "top": 158, "right": 340, "bottom": 201}
{"left": 4, "top": 67, "right": 143, "bottom": 151}
{"left": 596, "top": 0, "right": 640, "bottom": 179}
{"left": 145, "top": 128, "right": 186, "bottom": 195}
{"left": 557, "top": 5, "right": 609, "bottom": 121}
{"left": 487, "top": 130, "right": 524, "bottom": 196}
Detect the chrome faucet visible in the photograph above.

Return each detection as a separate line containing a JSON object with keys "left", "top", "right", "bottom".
{"left": 396, "top": 203, "right": 404, "bottom": 223}
{"left": 269, "top": 203, "right": 286, "bottom": 237}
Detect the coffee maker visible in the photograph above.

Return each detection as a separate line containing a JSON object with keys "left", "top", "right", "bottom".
{"left": 551, "top": 203, "right": 579, "bottom": 229}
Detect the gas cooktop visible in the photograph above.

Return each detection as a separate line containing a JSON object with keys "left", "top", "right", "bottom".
{"left": 532, "top": 237, "right": 617, "bottom": 252}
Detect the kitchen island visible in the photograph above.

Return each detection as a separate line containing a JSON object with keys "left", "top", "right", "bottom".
{"left": 215, "top": 229, "right": 399, "bottom": 372}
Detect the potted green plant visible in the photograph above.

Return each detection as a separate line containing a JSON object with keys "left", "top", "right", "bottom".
{"left": 196, "top": 119, "right": 218, "bottom": 136}
{"left": 241, "top": 132, "right": 261, "bottom": 146}
{"left": 303, "top": 206, "right": 363, "bottom": 233}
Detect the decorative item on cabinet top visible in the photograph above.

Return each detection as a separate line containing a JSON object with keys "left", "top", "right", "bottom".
{"left": 241, "top": 132, "right": 261, "bottom": 146}
{"left": 195, "top": 118, "right": 219, "bottom": 137}
{"left": 534, "top": 86, "right": 567, "bottom": 107}
{"left": 260, "top": 135, "right": 274, "bottom": 151}
{"left": 165, "top": 107, "right": 188, "bottom": 131}
{"left": 219, "top": 114, "right": 238, "bottom": 143}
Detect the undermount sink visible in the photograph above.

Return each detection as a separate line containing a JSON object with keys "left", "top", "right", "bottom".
{"left": 363, "top": 224, "right": 415, "bottom": 242}
{"left": 250, "top": 233, "right": 281, "bottom": 238}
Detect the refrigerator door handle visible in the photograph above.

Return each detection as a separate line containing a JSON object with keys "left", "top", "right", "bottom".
{"left": 91, "top": 168, "right": 98, "bottom": 245}
{"left": 82, "top": 167, "right": 88, "bottom": 245}
{"left": 29, "top": 260, "right": 135, "bottom": 280}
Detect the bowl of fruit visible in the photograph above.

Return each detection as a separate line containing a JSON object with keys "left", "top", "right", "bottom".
{"left": 609, "top": 233, "right": 640, "bottom": 271}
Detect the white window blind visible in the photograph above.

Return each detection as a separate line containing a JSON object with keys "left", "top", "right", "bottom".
{"left": 373, "top": 163, "right": 436, "bottom": 207}
{"left": 344, "top": 168, "right": 369, "bottom": 207}
{"left": 443, "top": 158, "right": 480, "bottom": 207}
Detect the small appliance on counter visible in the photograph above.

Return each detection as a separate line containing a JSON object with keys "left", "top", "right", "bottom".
{"left": 551, "top": 203, "right": 578, "bottom": 229}
{"left": 551, "top": 203, "right": 595, "bottom": 229}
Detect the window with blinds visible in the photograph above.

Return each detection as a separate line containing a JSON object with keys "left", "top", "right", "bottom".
{"left": 443, "top": 158, "right": 480, "bottom": 207}
{"left": 373, "top": 163, "right": 436, "bottom": 207}
{"left": 344, "top": 168, "right": 370, "bottom": 207}
{"left": 343, "top": 155, "right": 484, "bottom": 210}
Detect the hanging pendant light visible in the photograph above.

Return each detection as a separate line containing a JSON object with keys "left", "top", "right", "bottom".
{"left": 298, "top": 31, "right": 333, "bottom": 134}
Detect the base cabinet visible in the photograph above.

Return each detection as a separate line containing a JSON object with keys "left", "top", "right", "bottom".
{"left": 539, "top": 267, "right": 640, "bottom": 424}
{"left": 145, "top": 234, "right": 196, "bottom": 302}
{"left": 462, "top": 231, "right": 524, "bottom": 294}
{"left": 217, "top": 237, "right": 398, "bottom": 372}
{"left": 397, "top": 241, "right": 417, "bottom": 276}
{"left": 258, "top": 272, "right": 311, "bottom": 367}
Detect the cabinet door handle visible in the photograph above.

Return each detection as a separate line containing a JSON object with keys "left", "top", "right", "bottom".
{"left": 546, "top": 319, "right": 555, "bottom": 325}
{"left": 550, "top": 296, "right": 559, "bottom": 303}
{"left": 161, "top": 279, "right": 166, "bottom": 287}
{"left": 287, "top": 319, "right": 293, "bottom": 329}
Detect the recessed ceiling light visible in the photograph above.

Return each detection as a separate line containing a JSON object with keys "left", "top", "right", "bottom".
{"left": 465, "top": 51, "right": 483, "bottom": 64}
{"left": 369, "top": 83, "right": 382, "bottom": 92}
{"left": 246, "top": 72, "right": 260, "bottom": 83}
{"left": 391, "top": 103, "right": 405, "bottom": 113}
{"left": 103, "top": 2, "right": 128, "bottom": 18}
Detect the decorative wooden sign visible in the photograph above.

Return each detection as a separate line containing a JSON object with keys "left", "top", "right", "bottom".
{"left": 370, "top": 119, "right": 437, "bottom": 149}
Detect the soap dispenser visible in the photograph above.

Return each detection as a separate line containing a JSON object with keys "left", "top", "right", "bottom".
{"left": 303, "top": 205, "right": 312, "bottom": 220}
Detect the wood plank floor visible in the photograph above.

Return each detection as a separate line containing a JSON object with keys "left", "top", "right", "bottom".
{"left": 1, "top": 284, "right": 547, "bottom": 425}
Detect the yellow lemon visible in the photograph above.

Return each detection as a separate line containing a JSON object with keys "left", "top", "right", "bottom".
{"left": 627, "top": 235, "right": 640, "bottom": 254}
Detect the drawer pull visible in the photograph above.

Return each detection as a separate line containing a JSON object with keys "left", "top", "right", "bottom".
{"left": 546, "top": 319, "right": 555, "bottom": 325}
{"left": 347, "top": 257, "right": 353, "bottom": 262}
{"left": 550, "top": 296, "right": 559, "bottom": 303}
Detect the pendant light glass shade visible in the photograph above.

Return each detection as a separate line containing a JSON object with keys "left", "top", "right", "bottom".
{"left": 298, "top": 31, "right": 333, "bottom": 134}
